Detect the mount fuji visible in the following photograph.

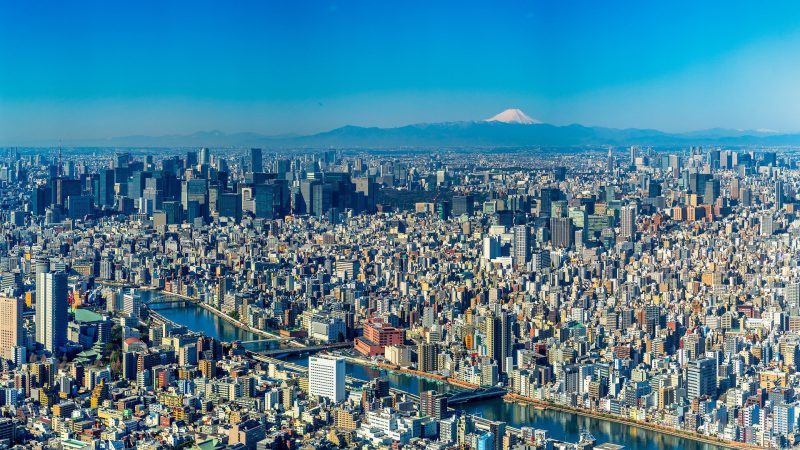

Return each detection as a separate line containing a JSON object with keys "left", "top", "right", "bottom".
{"left": 485, "top": 108, "right": 541, "bottom": 125}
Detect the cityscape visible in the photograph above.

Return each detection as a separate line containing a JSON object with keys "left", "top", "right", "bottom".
{"left": 5, "top": 1, "right": 800, "bottom": 450}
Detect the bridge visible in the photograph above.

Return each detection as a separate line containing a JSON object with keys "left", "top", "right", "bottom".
{"left": 239, "top": 337, "right": 295, "bottom": 344}
{"left": 145, "top": 297, "right": 194, "bottom": 306}
{"left": 256, "top": 341, "right": 352, "bottom": 357}
{"left": 445, "top": 386, "right": 507, "bottom": 405}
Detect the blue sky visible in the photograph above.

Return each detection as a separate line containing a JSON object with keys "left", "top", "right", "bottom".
{"left": 2, "top": 0, "right": 800, "bottom": 142}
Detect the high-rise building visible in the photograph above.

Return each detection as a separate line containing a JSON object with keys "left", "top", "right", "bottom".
{"left": 687, "top": 357, "right": 716, "bottom": 402}
{"left": 486, "top": 312, "right": 512, "bottom": 373}
{"left": 0, "top": 296, "right": 23, "bottom": 361}
{"left": 35, "top": 263, "right": 68, "bottom": 355}
{"left": 417, "top": 342, "right": 437, "bottom": 373}
{"left": 452, "top": 195, "right": 474, "bottom": 216}
{"left": 199, "top": 147, "right": 210, "bottom": 166}
{"left": 776, "top": 179, "right": 784, "bottom": 210}
{"left": 482, "top": 236, "right": 501, "bottom": 261}
{"left": 97, "top": 169, "right": 115, "bottom": 207}
{"left": 250, "top": 148, "right": 263, "bottom": 173}
{"left": 620, "top": 204, "right": 637, "bottom": 241}
{"left": 550, "top": 217, "right": 573, "bottom": 249}
{"left": 308, "top": 356, "right": 345, "bottom": 403}
{"left": 122, "top": 290, "right": 142, "bottom": 319}
{"left": 512, "top": 225, "right": 530, "bottom": 266}
{"left": 420, "top": 390, "right": 448, "bottom": 420}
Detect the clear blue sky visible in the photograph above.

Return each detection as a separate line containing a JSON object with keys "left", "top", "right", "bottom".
{"left": 2, "top": 0, "right": 800, "bottom": 143}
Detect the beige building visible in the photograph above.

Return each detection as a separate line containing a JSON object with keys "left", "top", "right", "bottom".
{"left": 0, "top": 296, "right": 23, "bottom": 360}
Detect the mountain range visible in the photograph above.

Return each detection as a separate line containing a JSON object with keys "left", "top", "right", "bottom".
{"left": 41, "top": 109, "right": 800, "bottom": 149}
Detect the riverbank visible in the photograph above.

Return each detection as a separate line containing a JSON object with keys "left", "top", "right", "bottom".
{"left": 504, "top": 393, "right": 758, "bottom": 450}
{"left": 338, "top": 353, "right": 741, "bottom": 450}
{"left": 339, "top": 354, "right": 478, "bottom": 390}
{"left": 103, "top": 282, "right": 298, "bottom": 345}
{"left": 154, "top": 290, "right": 291, "bottom": 342}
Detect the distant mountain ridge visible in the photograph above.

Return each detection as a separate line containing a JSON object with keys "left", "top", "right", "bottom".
{"left": 26, "top": 110, "right": 800, "bottom": 148}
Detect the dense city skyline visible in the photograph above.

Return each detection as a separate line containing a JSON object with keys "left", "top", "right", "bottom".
{"left": 4, "top": 2, "right": 800, "bottom": 450}
{"left": 4, "top": 1, "right": 800, "bottom": 143}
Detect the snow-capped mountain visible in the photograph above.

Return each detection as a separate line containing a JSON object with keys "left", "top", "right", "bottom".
{"left": 485, "top": 108, "right": 541, "bottom": 125}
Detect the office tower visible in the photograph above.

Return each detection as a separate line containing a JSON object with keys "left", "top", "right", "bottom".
{"left": 55, "top": 178, "right": 81, "bottom": 206}
{"left": 538, "top": 188, "right": 560, "bottom": 219}
{"left": 452, "top": 195, "right": 474, "bottom": 216}
{"left": 217, "top": 192, "right": 242, "bottom": 221}
{"left": 420, "top": 390, "right": 448, "bottom": 420}
{"left": 122, "top": 290, "right": 142, "bottom": 319}
{"left": 763, "top": 151, "right": 777, "bottom": 167}
{"left": 308, "top": 356, "right": 345, "bottom": 403}
{"left": 181, "top": 179, "right": 207, "bottom": 213}
{"left": 417, "top": 342, "right": 437, "bottom": 373}
{"left": 776, "top": 179, "right": 784, "bottom": 210}
{"left": 0, "top": 296, "right": 23, "bottom": 360}
{"left": 513, "top": 225, "right": 530, "bottom": 266}
{"left": 620, "top": 204, "right": 637, "bottom": 241}
{"left": 35, "top": 263, "right": 68, "bottom": 355}
{"left": 761, "top": 213, "right": 776, "bottom": 236}
{"left": 64, "top": 195, "right": 91, "bottom": 219}
{"left": 97, "top": 169, "right": 115, "bottom": 207}
{"left": 185, "top": 151, "right": 198, "bottom": 168}
{"left": 31, "top": 185, "right": 51, "bottom": 216}
{"left": 482, "top": 236, "right": 501, "bottom": 261}
{"left": 312, "top": 183, "right": 333, "bottom": 217}
{"left": 740, "top": 187, "right": 752, "bottom": 207}
{"left": 199, "top": 147, "right": 210, "bottom": 165}
{"left": 113, "top": 152, "right": 130, "bottom": 169}
{"left": 629, "top": 146, "right": 636, "bottom": 165}
{"left": 550, "top": 217, "right": 573, "bottom": 249}
{"left": 297, "top": 180, "right": 316, "bottom": 215}
{"left": 703, "top": 178, "right": 720, "bottom": 204}
{"left": 687, "top": 357, "right": 716, "bottom": 402}
{"left": 787, "top": 283, "right": 800, "bottom": 308}
{"left": 142, "top": 183, "right": 164, "bottom": 214}
{"left": 486, "top": 312, "right": 512, "bottom": 373}
{"left": 354, "top": 177, "right": 377, "bottom": 213}
{"left": 250, "top": 148, "right": 263, "bottom": 173}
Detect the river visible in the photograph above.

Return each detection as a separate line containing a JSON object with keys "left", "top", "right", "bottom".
{"left": 144, "top": 291, "right": 726, "bottom": 450}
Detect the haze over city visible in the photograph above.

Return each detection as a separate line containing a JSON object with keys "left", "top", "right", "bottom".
{"left": 4, "top": 1, "right": 800, "bottom": 144}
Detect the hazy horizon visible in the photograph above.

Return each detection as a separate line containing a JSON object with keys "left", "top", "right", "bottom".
{"left": 4, "top": 1, "right": 800, "bottom": 144}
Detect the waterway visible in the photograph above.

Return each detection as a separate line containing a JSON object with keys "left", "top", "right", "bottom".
{"left": 147, "top": 292, "right": 726, "bottom": 450}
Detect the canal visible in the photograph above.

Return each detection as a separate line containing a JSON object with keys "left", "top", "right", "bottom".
{"left": 141, "top": 290, "right": 726, "bottom": 450}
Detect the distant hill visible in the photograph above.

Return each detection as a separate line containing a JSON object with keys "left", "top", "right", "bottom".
{"left": 37, "top": 109, "right": 800, "bottom": 148}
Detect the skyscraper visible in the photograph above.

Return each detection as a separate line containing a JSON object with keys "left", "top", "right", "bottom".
{"left": 308, "top": 355, "right": 345, "bottom": 403}
{"left": 250, "top": 148, "right": 263, "bottom": 173}
{"left": 486, "top": 312, "right": 512, "bottom": 373}
{"left": 512, "top": 225, "right": 530, "bottom": 267}
{"left": 417, "top": 342, "right": 437, "bottom": 373}
{"left": 452, "top": 195, "right": 474, "bottom": 216}
{"left": 199, "top": 147, "right": 210, "bottom": 166}
{"left": 550, "top": 217, "right": 573, "bottom": 249}
{"left": 35, "top": 262, "right": 68, "bottom": 355}
{"left": 776, "top": 179, "right": 784, "bottom": 210}
{"left": 0, "top": 296, "right": 23, "bottom": 361}
{"left": 620, "top": 204, "right": 637, "bottom": 241}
